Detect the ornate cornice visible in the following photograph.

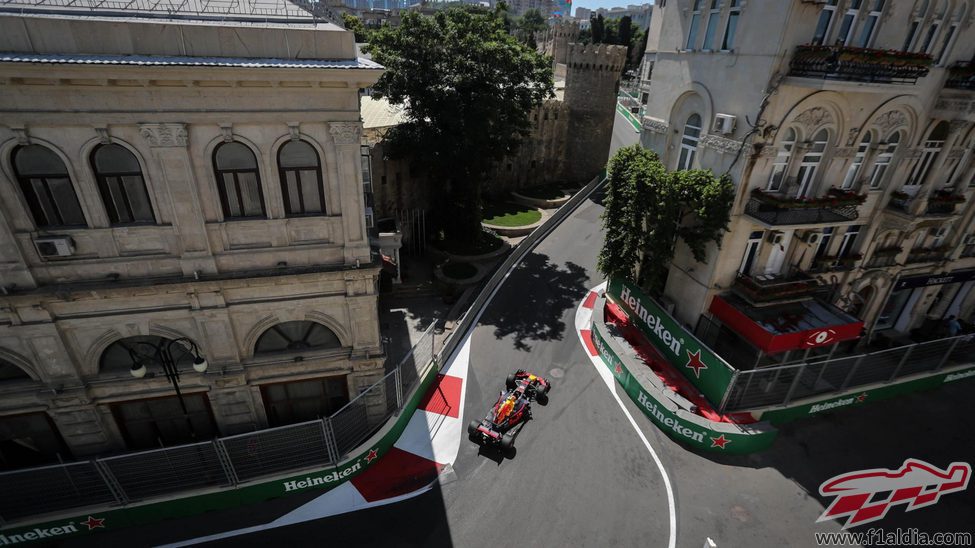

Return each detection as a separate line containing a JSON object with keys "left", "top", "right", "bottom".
{"left": 875, "top": 110, "right": 908, "bottom": 133}
{"left": 793, "top": 107, "right": 833, "bottom": 133}
{"left": 641, "top": 116, "right": 669, "bottom": 134}
{"left": 139, "top": 123, "right": 188, "bottom": 148}
{"left": 700, "top": 134, "right": 740, "bottom": 155}
{"left": 329, "top": 122, "right": 362, "bottom": 145}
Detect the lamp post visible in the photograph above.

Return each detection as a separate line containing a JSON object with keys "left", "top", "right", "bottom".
{"left": 125, "top": 337, "right": 208, "bottom": 437}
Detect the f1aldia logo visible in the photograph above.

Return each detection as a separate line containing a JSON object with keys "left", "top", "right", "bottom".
{"left": 805, "top": 329, "right": 837, "bottom": 347}
{"left": 817, "top": 459, "right": 971, "bottom": 529}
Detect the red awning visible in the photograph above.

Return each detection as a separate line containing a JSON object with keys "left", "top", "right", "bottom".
{"left": 709, "top": 294, "right": 863, "bottom": 354}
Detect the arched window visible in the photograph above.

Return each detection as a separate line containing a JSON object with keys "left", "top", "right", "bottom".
{"left": 677, "top": 114, "right": 702, "bottom": 171}
{"left": 812, "top": 0, "right": 839, "bottom": 45}
{"left": 935, "top": 1, "right": 964, "bottom": 64}
{"left": 842, "top": 132, "right": 872, "bottom": 189}
{"left": 91, "top": 144, "right": 155, "bottom": 225}
{"left": 255, "top": 321, "right": 342, "bottom": 355}
{"left": 100, "top": 335, "right": 197, "bottom": 374}
{"left": 868, "top": 131, "right": 900, "bottom": 189}
{"left": 213, "top": 142, "right": 266, "bottom": 220}
{"left": 906, "top": 121, "right": 948, "bottom": 190}
{"left": 11, "top": 145, "right": 86, "bottom": 228}
{"left": 796, "top": 129, "right": 829, "bottom": 198}
{"left": 0, "top": 357, "right": 32, "bottom": 382}
{"left": 278, "top": 141, "right": 326, "bottom": 216}
{"left": 904, "top": 0, "right": 930, "bottom": 50}
{"left": 767, "top": 128, "right": 796, "bottom": 192}
{"left": 918, "top": 0, "right": 947, "bottom": 54}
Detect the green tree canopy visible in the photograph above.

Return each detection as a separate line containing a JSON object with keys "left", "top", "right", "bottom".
{"left": 590, "top": 14, "right": 605, "bottom": 43}
{"left": 518, "top": 8, "right": 548, "bottom": 44}
{"left": 366, "top": 7, "right": 554, "bottom": 243}
{"left": 599, "top": 145, "right": 735, "bottom": 294}
{"left": 342, "top": 13, "right": 370, "bottom": 43}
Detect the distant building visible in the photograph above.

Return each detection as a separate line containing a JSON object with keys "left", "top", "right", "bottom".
{"left": 592, "top": 3, "right": 652, "bottom": 29}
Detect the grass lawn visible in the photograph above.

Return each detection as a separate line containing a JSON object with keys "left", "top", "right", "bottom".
{"left": 437, "top": 230, "right": 504, "bottom": 256}
{"left": 441, "top": 261, "right": 477, "bottom": 280}
{"left": 517, "top": 184, "right": 570, "bottom": 200}
{"left": 482, "top": 203, "right": 542, "bottom": 227}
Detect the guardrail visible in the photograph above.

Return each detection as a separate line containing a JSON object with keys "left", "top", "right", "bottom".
{"left": 722, "top": 332, "right": 975, "bottom": 411}
{"left": 0, "top": 323, "right": 437, "bottom": 525}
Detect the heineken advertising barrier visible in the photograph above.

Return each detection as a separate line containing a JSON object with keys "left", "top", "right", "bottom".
{"left": 591, "top": 316, "right": 777, "bottom": 454}
{"left": 0, "top": 364, "right": 441, "bottom": 545}
{"left": 606, "top": 277, "right": 735, "bottom": 407}
{"left": 759, "top": 363, "right": 975, "bottom": 424}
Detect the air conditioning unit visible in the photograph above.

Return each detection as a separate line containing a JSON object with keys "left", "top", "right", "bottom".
{"left": 768, "top": 231, "right": 785, "bottom": 245}
{"left": 964, "top": 235, "right": 975, "bottom": 245}
{"left": 33, "top": 236, "right": 75, "bottom": 258}
{"left": 713, "top": 114, "right": 737, "bottom": 135}
{"left": 804, "top": 231, "right": 823, "bottom": 245}
{"left": 933, "top": 227, "right": 949, "bottom": 238}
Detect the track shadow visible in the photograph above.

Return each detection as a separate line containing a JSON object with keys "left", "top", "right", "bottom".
{"left": 481, "top": 252, "right": 589, "bottom": 351}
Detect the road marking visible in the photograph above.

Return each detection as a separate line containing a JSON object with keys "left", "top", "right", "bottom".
{"left": 575, "top": 281, "right": 678, "bottom": 548}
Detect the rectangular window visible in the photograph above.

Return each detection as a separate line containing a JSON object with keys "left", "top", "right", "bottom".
{"left": 767, "top": 144, "right": 793, "bottom": 192}
{"left": 701, "top": 1, "right": 721, "bottom": 50}
{"left": 98, "top": 175, "right": 154, "bottom": 225}
{"left": 856, "top": 0, "right": 884, "bottom": 47}
{"left": 812, "top": 1, "right": 838, "bottom": 45}
{"left": 687, "top": 0, "right": 704, "bottom": 49}
{"left": 906, "top": 141, "right": 944, "bottom": 187}
{"left": 841, "top": 141, "right": 870, "bottom": 189}
{"left": 913, "top": 228, "right": 929, "bottom": 250}
{"left": 0, "top": 412, "right": 70, "bottom": 470}
{"left": 920, "top": 22, "right": 940, "bottom": 53}
{"left": 721, "top": 1, "right": 740, "bottom": 50}
{"left": 261, "top": 377, "right": 349, "bottom": 427}
{"left": 360, "top": 145, "right": 372, "bottom": 186}
{"left": 837, "top": 225, "right": 861, "bottom": 258}
{"left": 936, "top": 23, "right": 957, "bottom": 65}
{"left": 814, "top": 227, "right": 835, "bottom": 261}
{"left": 739, "top": 230, "right": 764, "bottom": 275}
{"left": 21, "top": 177, "right": 86, "bottom": 228}
{"left": 835, "top": 1, "right": 862, "bottom": 46}
{"left": 220, "top": 172, "right": 265, "bottom": 219}
{"left": 868, "top": 142, "right": 895, "bottom": 189}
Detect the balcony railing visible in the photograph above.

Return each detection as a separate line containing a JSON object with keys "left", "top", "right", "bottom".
{"left": 789, "top": 45, "right": 933, "bottom": 85}
{"left": 866, "top": 247, "right": 902, "bottom": 268}
{"left": 810, "top": 254, "right": 862, "bottom": 273}
{"left": 745, "top": 188, "right": 862, "bottom": 226}
{"left": 946, "top": 62, "right": 975, "bottom": 90}
{"left": 906, "top": 247, "right": 948, "bottom": 264}
{"left": 926, "top": 191, "right": 965, "bottom": 216}
{"left": 732, "top": 272, "right": 827, "bottom": 305}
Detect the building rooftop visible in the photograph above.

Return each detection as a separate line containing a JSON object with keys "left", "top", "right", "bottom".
{"left": 0, "top": 0, "right": 334, "bottom": 25}
{"left": 360, "top": 95, "right": 406, "bottom": 129}
{"left": 0, "top": 51, "right": 381, "bottom": 69}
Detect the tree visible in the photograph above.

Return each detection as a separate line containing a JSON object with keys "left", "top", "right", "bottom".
{"left": 629, "top": 29, "right": 648, "bottom": 72}
{"left": 598, "top": 145, "right": 735, "bottom": 295}
{"left": 590, "top": 14, "right": 605, "bottom": 44}
{"left": 496, "top": 1, "right": 513, "bottom": 35}
{"left": 518, "top": 8, "right": 548, "bottom": 45}
{"left": 366, "top": 7, "right": 554, "bottom": 244}
{"left": 342, "top": 13, "right": 370, "bottom": 43}
{"left": 618, "top": 16, "right": 633, "bottom": 49}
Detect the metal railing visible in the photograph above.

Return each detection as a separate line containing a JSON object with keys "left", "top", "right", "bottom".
{"left": 0, "top": 323, "right": 438, "bottom": 525}
{"left": 789, "top": 44, "right": 932, "bottom": 85}
{"left": 744, "top": 196, "right": 860, "bottom": 226}
{"left": 721, "top": 333, "right": 974, "bottom": 412}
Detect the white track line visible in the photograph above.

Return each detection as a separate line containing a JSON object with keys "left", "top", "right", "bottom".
{"left": 576, "top": 282, "right": 677, "bottom": 548}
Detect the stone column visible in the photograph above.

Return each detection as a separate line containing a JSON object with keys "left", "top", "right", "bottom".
{"left": 329, "top": 122, "right": 371, "bottom": 265}
{"left": 139, "top": 123, "right": 216, "bottom": 275}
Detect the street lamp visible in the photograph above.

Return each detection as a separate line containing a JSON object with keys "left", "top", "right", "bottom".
{"left": 125, "top": 337, "right": 208, "bottom": 437}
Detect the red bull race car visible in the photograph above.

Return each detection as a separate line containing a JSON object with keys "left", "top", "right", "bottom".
{"left": 467, "top": 370, "right": 551, "bottom": 451}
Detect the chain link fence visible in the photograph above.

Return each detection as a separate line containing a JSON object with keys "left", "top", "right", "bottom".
{"left": 0, "top": 323, "right": 438, "bottom": 525}
{"left": 722, "top": 333, "right": 974, "bottom": 411}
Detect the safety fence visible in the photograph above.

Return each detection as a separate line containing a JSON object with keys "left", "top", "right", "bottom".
{"left": 722, "top": 333, "right": 975, "bottom": 411}
{"left": 0, "top": 323, "right": 438, "bottom": 525}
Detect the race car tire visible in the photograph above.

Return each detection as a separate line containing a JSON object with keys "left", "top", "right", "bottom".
{"left": 467, "top": 420, "right": 480, "bottom": 436}
{"left": 537, "top": 392, "right": 548, "bottom": 405}
{"left": 500, "top": 433, "right": 515, "bottom": 451}
{"left": 505, "top": 373, "right": 517, "bottom": 389}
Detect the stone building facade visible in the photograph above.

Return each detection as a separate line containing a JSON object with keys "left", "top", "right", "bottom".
{"left": 0, "top": 7, "right": 385, "bottom": 468}
{"left": 640, "top": 0, "right": 975, "bottom": 353}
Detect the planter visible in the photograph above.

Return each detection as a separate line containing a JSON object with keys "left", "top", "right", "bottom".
{"left": 434, "top": 260, "right": 486, "bottom": 286}
{"left": 482, "top": 215, "right": 544, "bottom": 237}
{"left": 428, "top": 236, "right": 512, "bottom": 264}
{"left": 511, "top": 188, "right": 573, "bottom": 209}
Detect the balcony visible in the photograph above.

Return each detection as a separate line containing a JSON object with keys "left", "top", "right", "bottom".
{"left": 906, "top": 247, "right": 948, "bottom": 265}
{"left": 946, "top": 62, "right": 975, "bottom": 91}
{"left": 866, "top": 247, "right": 902, "bottom": 268}
{"left": 809, "top": 253, "right": 862, "bottom": 273}
{"left": 925, "top": 190, "right": 965, "bottom": 216}
{"left": 732, "top": 271, "right": 828, "bottom": 306}
{"left": 745, "top": 188, "right": 863, "bottom": 226}
{"left": 789, "top": 45, "right": 932, "bottom": 85}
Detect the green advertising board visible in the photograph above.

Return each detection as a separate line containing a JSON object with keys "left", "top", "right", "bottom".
{"left": 606, "top": 277, "right": 735, "bottom": 407}
{"left": 591, "top": 321, "right": 776, "bottom": 454}
{"left": 0, "top": 364, "right": 441, "bottom": 545}
{"left": 760, "top": 363, "right": 975, "bottom": 424}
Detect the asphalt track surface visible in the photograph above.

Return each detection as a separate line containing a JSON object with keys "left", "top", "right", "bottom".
{"left": 65, "top": 112, "right": 975, "bottom": 548}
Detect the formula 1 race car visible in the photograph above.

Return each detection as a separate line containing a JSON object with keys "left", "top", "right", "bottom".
{"left": 467, "top": 370, "right": 552, "bottom": 451}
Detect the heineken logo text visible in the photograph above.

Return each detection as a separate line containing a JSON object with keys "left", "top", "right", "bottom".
{"left": 0, "top": 524, "right": 78, "bottom": 544}
{"left": 944, "top": 369, "right": 975, "bottom": 383}
{"left": 637, "top": 391, "right": 705, "bottom": 443}
{"left": 283, "top": 461, "right": 362, "bottom": 492}
{"left": 809, "top": 396, "right": 855, "bottom": 414}
{"left": 619, "top": 285, "right": 683, "bottom": 355}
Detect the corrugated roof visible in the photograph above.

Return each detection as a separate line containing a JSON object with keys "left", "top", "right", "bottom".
{"left": 0, "top": 52, "right": 383, "bottom": 70}
{"left": 360, "top": 95, "right": 406, "bottom": 129}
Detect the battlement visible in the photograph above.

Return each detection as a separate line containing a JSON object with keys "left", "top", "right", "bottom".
{"left": 565, "top": 43, "right": 628, "bottom": 72}
{"left": 546, "top": 20, "right": 580, "bottom": 39}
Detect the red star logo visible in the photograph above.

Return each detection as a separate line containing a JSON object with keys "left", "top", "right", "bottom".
{"left": 365, "top": 449, "right": 379, "bottom": 463}
{"left": 685, "top": 349, "right": 708, "bottom": 379}
{"left": 614, "top": 363, "right": 623, "bottom": 376}
{"left": 710, "top": 434, "right": 731, "bottom": 449}
{"left": 856, "top": 392, "right": 868, "bottom": 403}
{"left": 81, "top": 516, "right": 105, "bottom": 530}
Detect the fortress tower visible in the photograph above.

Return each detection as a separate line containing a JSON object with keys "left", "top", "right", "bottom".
{"left": 563, "top": 42, "right": 627, "bottom": 183}
{"left": 540, "top": 20, "right": 580, "bottom": 67}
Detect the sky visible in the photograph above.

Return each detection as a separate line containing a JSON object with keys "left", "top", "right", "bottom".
{"left": 569, "top": 0, "right": 651, "bottom": 17}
